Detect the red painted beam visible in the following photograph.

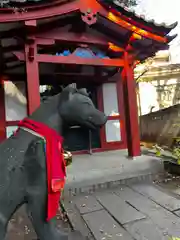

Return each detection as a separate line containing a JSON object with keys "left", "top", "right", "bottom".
{"left": 37, "top": 54, "right": 125, "bottom": 67}
{"left": 25, "top": 20, "right": 37, "bottom": 27}
{"left": 13, "top": 51, "right": 125, "bottom": 67}
{"left": 116, "top": 76, "right": 127, "bottom": 148}
{"left": 100, "top": 1, "right": 166, "bottom": 36}
{"left": 6, "top": 120, "right": 20, "bottom": 126}
{"left": 100, "top": 11, "right": 168, "bottom": 43}
{"left": 25, "top": 20, "right": 37, "bottom": 34}
{"left": 36, "top": 38, "right": 55, "bottom": 45}
{"left": 0, "top": 0, "right": 79, "bottom": 22}
{"left": 97, "top": 85, "right": 106, "bottom": 149}
{"left": 36, "top": 32, "right": 108, "bottom": 46}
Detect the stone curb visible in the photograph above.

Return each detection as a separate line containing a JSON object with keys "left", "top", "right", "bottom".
{"left": 63, "top": 172, "right": 165, "bottom": 198}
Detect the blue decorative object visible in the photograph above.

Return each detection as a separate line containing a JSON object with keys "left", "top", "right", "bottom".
{"left": 73, "top": 48, "right": 95, "bottom": 58}
{"left": 56, "top": 47, "right": 109, "bottom": 59}
{"left": 56, "top": 50, "right": 71, "bottom": 56}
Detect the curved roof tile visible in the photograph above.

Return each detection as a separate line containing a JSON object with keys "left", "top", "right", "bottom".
{"left": 98, "top": 0, "right": 178, "bottom": 34}
{"left": 167, "top": 34, "right": 178, "bottom": 43}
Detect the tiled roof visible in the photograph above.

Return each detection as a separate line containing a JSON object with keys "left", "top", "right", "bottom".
{"left": 98, "top": 0, "right": 178, "bottom": 34}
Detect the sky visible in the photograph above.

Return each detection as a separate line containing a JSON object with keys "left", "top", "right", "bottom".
{"left": 134, "top": 0, "right": 180, "bottom": 63}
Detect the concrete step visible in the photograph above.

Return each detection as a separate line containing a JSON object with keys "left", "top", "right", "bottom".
{"left": 64, "top": 151, "right": 165, "bottom": 198}
{"left": 64, "top": 171, "right": 164, "bottom": 198}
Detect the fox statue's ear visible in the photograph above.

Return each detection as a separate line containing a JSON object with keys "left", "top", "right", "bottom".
{"left": 78, "top": 88, "right": 89, "bottom": 97}
{"left": 62, "top": 84, "right": 77, "bottom": 93}
{"left": 59, "top": 85, "right": 77, "bottom": 103}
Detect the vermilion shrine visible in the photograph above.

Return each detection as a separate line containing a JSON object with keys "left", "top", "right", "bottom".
{"left": 0, "top": 0, "right": 177, "bottom": 157}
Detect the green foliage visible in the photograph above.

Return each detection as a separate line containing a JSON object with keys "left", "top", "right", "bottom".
{"left": 172, "top": 138, "right": 180, "bottom": 164}
{"left": 153, "top": 144, "right": 163, "bottom": 157}
{"left": 172, "top": 148, "right": 180, "bottom": 164}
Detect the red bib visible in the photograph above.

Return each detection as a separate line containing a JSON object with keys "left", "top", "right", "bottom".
{"left": 18, "top": 118, "right": 66, "bottom": 221}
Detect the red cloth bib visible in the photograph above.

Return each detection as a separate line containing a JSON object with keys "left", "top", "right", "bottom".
{"left": 18, "top": 118, "right": 66, "bottom": 221}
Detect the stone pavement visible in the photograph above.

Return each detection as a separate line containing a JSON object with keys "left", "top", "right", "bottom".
{"left": 64, "top": 182, "right": 180, "bottom": 240}
{"left": 5, "top": 149, "right": 165, "bottom": 240}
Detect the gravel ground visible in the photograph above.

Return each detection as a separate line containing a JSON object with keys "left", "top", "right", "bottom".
{"left": 6, "top": 205, "right": 70, "bottom": 240}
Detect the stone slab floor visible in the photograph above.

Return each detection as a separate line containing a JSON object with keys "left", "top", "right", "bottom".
{"left": 65, "top": 182, "right": 180, "bottom": 240}
{"left": 5, "top": 150, "right": 163, "bottom": 240}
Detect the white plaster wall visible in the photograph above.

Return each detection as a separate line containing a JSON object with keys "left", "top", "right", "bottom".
{"left": 6, "top": 126, "right": 18, "bottom": 138}
{"left": 4, "top": 81, "right": 27, "bottom": 121}
{"left": 102, "top": 83, "right": 119, "bottom": 116}
{"left": 102, "top": 83, "right": 121, "bottom": 142}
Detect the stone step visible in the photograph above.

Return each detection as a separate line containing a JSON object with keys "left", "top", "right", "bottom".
{"left": 64, "top": 172, "right": 162, "bottom": 198}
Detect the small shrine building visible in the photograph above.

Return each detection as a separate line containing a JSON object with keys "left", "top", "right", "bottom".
{"left": 0, "top": 0, "right": 177, "bottom": 156}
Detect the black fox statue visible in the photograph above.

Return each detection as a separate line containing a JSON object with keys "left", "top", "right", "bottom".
{"left": 0, "top": 85, "right": 107, "bottom": 240}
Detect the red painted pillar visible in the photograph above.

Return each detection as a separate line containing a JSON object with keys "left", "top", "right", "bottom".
{"left": 0, "top": 79, "right": 6, "bottom": 142}
{"left": 97, "top": 85, "right": 106, "bottom": 149}
{"left": 122, "top": 52, "right": 141, "bottom": 157}
{"left": 25, "top": 40, "right": 40, "bottom": 115}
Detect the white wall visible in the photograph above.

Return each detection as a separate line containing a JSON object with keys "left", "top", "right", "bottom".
{"left": 102, "top": 83, "right": 121, "bottom": 142}
{"left": 6, "top": 126, "right": 18, "bottom": 138}
{"left": 4, "top": 81, "right": 27, "bottom": 121}
{"left": 4, "top": 81, "right": 27, "bottom": 138}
